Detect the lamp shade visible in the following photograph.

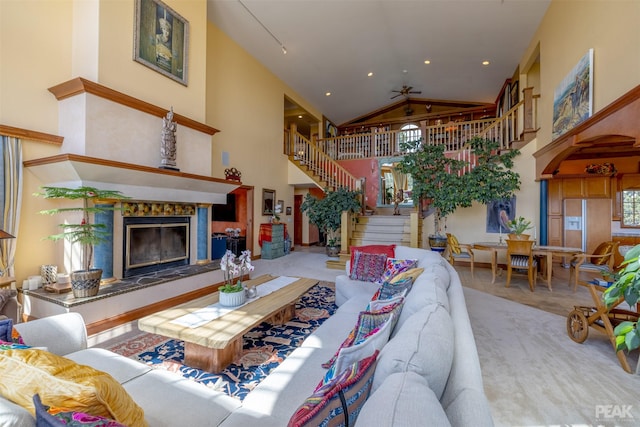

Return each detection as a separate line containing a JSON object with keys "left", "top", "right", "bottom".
{"left": 0, "top": 229, "right": 15, "bottom": 239}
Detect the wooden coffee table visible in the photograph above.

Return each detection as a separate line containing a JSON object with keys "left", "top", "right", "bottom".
{"left": 138, "top": 275, "right": 317, "bottom": 373}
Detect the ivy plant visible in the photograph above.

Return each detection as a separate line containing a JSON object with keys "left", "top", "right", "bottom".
{"left": 300, "top": 186, "right": 362, "bottom": 247}
{"left": 396, "top": 136, "right": 521, "bottom": 236}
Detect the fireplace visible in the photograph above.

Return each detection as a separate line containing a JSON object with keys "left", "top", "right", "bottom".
{"left": 123, "top": 217, "right": 190, "bottom": 277}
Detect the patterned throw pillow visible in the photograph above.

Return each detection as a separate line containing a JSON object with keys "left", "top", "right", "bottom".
{"left": 288, "top": 351, "right": 379, "bottom": 427}
{"left": 322, "top": 298, "right": 404, "bottom": 369}
{"left": 33, "top": 394, "right": 127, "bottom": 427}
{"left": 389, "top": 267, "right": 424, "bottom": 284}
{"left": 349, "top": 245, "right": 396, "bottom": 275}
{"left": 379, "top": 258, "right": 418, "bottom": 283}
{"left": 349, "top": 251, "right": 388, "bottom": 282}
{"left": 372, "top": 277, "right": 414, "bottom": 301}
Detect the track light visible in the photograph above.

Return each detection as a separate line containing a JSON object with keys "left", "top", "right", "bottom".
{"left": 239, "top": 1, "right": 287, "bottom": 55}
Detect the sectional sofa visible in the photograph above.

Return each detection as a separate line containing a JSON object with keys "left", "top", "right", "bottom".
{"left": 0, "top": 245, "right": 493, "bottom": 426}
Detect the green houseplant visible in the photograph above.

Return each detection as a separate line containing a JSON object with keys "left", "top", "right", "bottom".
{"left": 36, "top": 186, "right": 129, "bottom": 297}
{"left": 300, "top": 186, "right": 362, "bottom": 257}
{"left": 506, "top": 216, "right": 533, "bottom": 239}
{"left": 396, "top": 136, "right": 521, "bottom": 250}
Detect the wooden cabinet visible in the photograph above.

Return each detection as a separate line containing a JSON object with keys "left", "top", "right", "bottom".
{"left": 584, "top": 176, "right": 610, "bottom": 198}
{"left": 548, "top": 215, "right": 563, "bottom": 246}
{"left": 548, "top": 179, "right": 563, "bottom": 216}
{"left": 260, "top": 224, "right": 285, "bottom": 259}
{"left": 562, "top": 178, "right": 584, "bottom": 198}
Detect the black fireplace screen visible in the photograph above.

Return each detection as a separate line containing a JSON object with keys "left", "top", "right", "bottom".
{"left": 124, "top": 217, "right": 189, "bottom": 277}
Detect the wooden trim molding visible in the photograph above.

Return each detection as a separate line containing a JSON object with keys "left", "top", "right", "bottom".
{"left": 0, "top": 124, "right": 63, "bottom": 145}
{"left": 48, "top": 77, "right": 220, "bottom": 136}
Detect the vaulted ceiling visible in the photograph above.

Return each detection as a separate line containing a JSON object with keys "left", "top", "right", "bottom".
{"left": 208, "top": 0, "right": 551, "bottom": 125}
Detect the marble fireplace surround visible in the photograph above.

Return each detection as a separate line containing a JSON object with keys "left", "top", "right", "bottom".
{"left": 21, "top": 78, "right": 240, "bottom": 331}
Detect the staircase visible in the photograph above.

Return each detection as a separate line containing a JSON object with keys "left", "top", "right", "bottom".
{"left": 351, "top": 215, "right": 412, "bottom": 246}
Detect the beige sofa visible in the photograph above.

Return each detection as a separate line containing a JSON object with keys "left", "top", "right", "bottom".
{"left": 0, "top": 246, "right": 493, "bottom": 426}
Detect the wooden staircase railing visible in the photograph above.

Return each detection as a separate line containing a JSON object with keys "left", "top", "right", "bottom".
{"left": 285, "top": 130, "right": 359, "bottom": 192}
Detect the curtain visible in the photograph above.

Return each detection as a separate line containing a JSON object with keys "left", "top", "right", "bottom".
{"left": 0, "top": 136, "right": 23, "bottom": 276}
{"left": 391, "top": 163, "right": 407, "bottom": 191}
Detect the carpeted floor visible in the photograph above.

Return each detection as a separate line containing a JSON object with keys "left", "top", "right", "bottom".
{"left": 105, "top": 282, "right": 336, "bottom": 401}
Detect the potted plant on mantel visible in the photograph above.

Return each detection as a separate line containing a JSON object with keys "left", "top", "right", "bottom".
{"left": 36, "top": 186, "right": 129, "bottom": 298}
{"left": 300, "top": 186, "right": 362, "bottom": 257}
{"left": 396, "top": 136, "right": 521, "bottom": 251}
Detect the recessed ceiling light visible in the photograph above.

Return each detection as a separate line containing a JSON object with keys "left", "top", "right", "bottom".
{"left": 482, "top": 60, "right": 490, "bottom": 66}
{"left": 424, "top": 60, "right": 431, "bottom": 64}
{"left": 325, "top": 92, "right": 331, "bottom": 96}
{"left": 298, "top": 115, "right": 302, "bottom": 119}
{"left": 367, "top": 72, "right": 373, "bottom": 77}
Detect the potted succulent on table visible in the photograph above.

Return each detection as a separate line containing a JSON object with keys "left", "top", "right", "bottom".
{"left": 36, "top": 186, "right": 129, "bottom": 298}
{"left": 506, "top": 216, "right": 533, "bottom": 240}
{"left": 300, "top": 186, "right": 362, "bottom": 257}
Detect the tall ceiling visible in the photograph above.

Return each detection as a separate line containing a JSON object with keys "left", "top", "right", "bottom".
{"left": 207, "top": 0, "right": 550, "bottom": 125}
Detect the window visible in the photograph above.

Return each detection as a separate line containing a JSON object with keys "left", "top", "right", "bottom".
{"left": 397, "top": 124, "right": 421, "bottom": 151}
{"left": 622, "top": 189, "right": 640, "bottom": 227}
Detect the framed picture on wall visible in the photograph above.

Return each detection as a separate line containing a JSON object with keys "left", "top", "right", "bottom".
{"left": 133, "top": 0, "right": 189, "bottom": 86}
{"left": 262, "top": 189, "right": 275, "bottom": 215}
{"left": 552, "top": 49, "right": 593, "bottom": 139}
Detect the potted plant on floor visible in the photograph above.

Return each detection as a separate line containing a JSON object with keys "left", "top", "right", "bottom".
{"left": 36, "top": 186, "right": 129, "bottom": 298}
{"left": 300, "top": 186, "right": 362, "bottom": 257}
{"left": 396, "top": 136, "right": 521, "bottom": 251}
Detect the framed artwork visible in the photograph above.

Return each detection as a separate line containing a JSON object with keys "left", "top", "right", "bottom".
{"left": 552, "top": 49, "right": 593, "bottom": 140}
{"left": 486, "top": 197, "right": 516, "bottom": 233}
{"left": 286, "top": 206, "right": 292, "bottom": 216}
{"left": 324, "top": 116, "right": 338, "bottom": 138}
{"left": 276, "top": 200, "right": 284, "bottom": 215}
{"left": 262, "top": 189, "right": 275, "bottom": 215}
{"left": 134, "top": 0, "right": 189, "bottom": 86}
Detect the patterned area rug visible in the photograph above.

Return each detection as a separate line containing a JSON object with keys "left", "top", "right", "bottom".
{"left": 107, "top": 282, "right": 336, "bottom": 401}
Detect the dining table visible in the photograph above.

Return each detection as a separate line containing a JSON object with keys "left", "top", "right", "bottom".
{"left": 472, "top": 241, "right": 583, "bottom": 290}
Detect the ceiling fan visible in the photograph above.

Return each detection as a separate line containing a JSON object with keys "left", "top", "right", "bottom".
{"left": 390, "top": 85, "right": 422, "bottom": 99}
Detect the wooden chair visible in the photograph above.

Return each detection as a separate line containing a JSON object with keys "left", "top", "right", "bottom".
{"left": 505, "top": 239, "right": 537, "bottom": 292}
{"left": 569, "top": 241, "right": 620, "bottom": 292}
{"left": 446, "top": 233, "right": 474, "bottom": 278}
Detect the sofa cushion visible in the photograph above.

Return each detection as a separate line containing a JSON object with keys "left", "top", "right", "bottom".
{"left": 288, "top": 350, "right": 378, "bottom": 427}
{"left": 65, "top": 348, "right": 153, "bottom": 385}
{"left": 379, "top": 258, "right": 418, "bottom": 283}
{"left": 33, "top": 393, "right": 126, "bottom": 427}
{"left": 0, "top": 349, "right": 147, "bottom": 427}
{"left": 355, "top": 371, "right": 451, "bottom": 427}
{"left": 323, "top": 315, "right": 393, "bottom": 382}
{"left": 349, "top": 245, "right": 396, "bottom": 274}
{"left": 323, "top": 299, "right": 402, "bottom": 368}
{"left": 394, "top": 246, "right": 445, "bottom": 268}
{"left": 374, "top": 303, "right": 454, "bottom": 400}
{"left": 394, "top": 277, "right": 449, "bottom": 333}
{"left": 334, "top": 276, "right": 380, "bottom": 307}
{"left": 349, "top": 251, "right": 388, "bottom": 282}
{"left": 389, "top": 267, "right": 424, "bottom": 284}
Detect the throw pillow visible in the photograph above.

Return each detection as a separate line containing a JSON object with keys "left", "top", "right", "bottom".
{"left": 0, "top": 349, "right": 147, "bottom": 427}
{"left": 288, "top": 351, "right": 379, "bottom": 427}
{"left": 349, "top": 245, "right": 395, "bottom": 275}
{"left": 322, "top": 298, "right": 404, "bottom": 369}
{"left": 372, "top": 277, "right": 414, "bottom": 301}
{"left": 389, "top": 267, "right": 424, "bottom": 284}
{"left": 349, "top": 251, "right": 388, "bottom": 282}
{"left": 592, "top": 241, "right": 616, "bottom": 265}
{"left": 0, "top": 318, "right": 13, "bottom": 342}
{"left": 33, "top": 394, "right": 127, "bottom": 427}
{"left": 379, "top": 258, "right": 418, "bottom": 283}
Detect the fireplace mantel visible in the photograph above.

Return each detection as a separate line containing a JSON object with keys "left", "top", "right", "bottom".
{"left": 24, "top": 154, "right": 240, "bottom": 203}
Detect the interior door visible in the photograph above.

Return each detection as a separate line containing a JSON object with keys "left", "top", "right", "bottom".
{"left": 294, "top": 195, "right": 302, "bottom": 246}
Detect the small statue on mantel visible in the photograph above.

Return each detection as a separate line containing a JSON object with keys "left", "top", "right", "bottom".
{"left": 160, "top": 107, "right": 179, "bottom": 171}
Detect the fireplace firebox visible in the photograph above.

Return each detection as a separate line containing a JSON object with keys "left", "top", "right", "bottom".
{"left": 123, "top": 217, "right": 190, "bottom": 277}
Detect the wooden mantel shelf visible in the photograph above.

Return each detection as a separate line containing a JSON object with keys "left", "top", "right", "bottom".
{"left": 48, "top": 77, "right": 219, "bottom": 136}
{"left": 24, "top": 154, "right": 240, "bottom": 203}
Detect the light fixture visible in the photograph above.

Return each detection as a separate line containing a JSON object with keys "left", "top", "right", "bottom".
{"left": 238, "top": 1, "right": 287, "bottom": 55}
{"left": 482, "top": 60, "right": 490, "bottom": 65}
{"left": 424, "top": 60, "right": 431, "bottom": 64}
{"left": 367, "top": 72, "right": 373, "bottom": 77}
{"left": 298, "top": 115, "right": 302, "bottom": 119}
{"left": 325, "top": 92, "right": 331, "bottom": 96}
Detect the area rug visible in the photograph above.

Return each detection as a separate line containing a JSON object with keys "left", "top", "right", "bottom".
{"left": 107, "top": 282, "right": 336, "bottom": 401}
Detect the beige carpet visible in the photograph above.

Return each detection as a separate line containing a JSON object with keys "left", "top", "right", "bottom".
{"left": 464, "top": 286, "right": 640, "bottom": 427}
